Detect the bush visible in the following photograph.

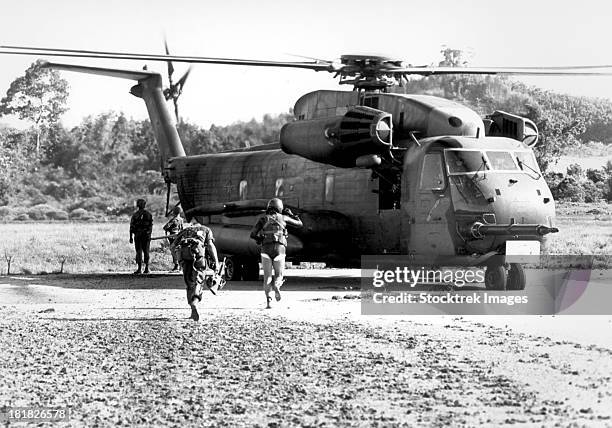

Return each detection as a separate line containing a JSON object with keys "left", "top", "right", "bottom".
{"left": 47, "top": 210, "right": 69, "bottom": 220}
{"left": 566, "top": 163, "right": 583, "bottom": 177}
{"left": 604, "top": 177, "right": 612, "bottom": 202}
{"left": 69, "top": 208, "right": 89, "bottom": 219}
{"left": 555, "top": 176, "right": 585, "bottom": 202}
{"left": 583, "top": 181, "right": 604, "bottom": 203}
{"left": 0, "top": 206, "right": 11, "bottom": 218}
{"left": 44, "top": 179, "right": 85, "bottom": 200}
{"left": 544, "top": 172, "right": 564, "bottom": 191}
{"left": 586, "top": 168, "right": 607, "bottom": 184}
{"left": 27, "top": 204, "right": 55, "bottom": 220}
{"left": 14, "top": 213, "right": 29, "bottom": 221}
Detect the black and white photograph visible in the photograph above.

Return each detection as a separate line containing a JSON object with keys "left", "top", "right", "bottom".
{"left": 1, "top": 0, "right": 611, "bottom": 426}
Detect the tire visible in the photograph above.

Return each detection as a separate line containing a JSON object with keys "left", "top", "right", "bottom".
{"left": 242, "top": 260, "right": 260, "bottom": 281}
{"left": 223, "top": 256, "right": 242, "bottom": 281}
{"left": 484, "top": 264, "right": 507, "bottom": 290}
{"left": 507, "top": 263, "right": 526, "bottom": 290}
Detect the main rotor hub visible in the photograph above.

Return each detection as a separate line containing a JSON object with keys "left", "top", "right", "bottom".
{"left": 337, "top": 54, "right": 405, "bottom": 91}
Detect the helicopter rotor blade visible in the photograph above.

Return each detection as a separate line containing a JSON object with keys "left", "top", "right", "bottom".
{"left": 0, "top": 45, "right": 334, "bottom": 71}
{"left": 176, "top": 66, "right": 192, "bottom": 89}
{"left": 283, "top": 52, "right": 333, "bottom": 65}
{"left": 163, "top": 38, "right": 175, "bottom": 84}
{"left": 383, "top": 66, "right": 612, "bottom": 77}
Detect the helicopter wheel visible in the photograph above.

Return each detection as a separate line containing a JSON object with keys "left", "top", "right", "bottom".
{"left": 223, "top": 256, "right": 242, "bottom": 281}
{"left": 484, "top": 264, "right": 507, "bottom": 290}
{"left": 241, "top": 260, "right": 260, "bottom": 281}
{"left": 507, "top": 263, "right": 526, "bottom": 290}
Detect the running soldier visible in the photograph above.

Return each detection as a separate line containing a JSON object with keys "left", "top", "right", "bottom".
{"left": 173, "top": 218, "right": 222, "bottom": 321}
{"left": 250, "top": 198, "right": 303, "bottom": 309}
{"left": 129, "top": 198, "right": 153, "bottom": 274}
{"left": 163, "top": 206, "right": 184, "bottom": 271}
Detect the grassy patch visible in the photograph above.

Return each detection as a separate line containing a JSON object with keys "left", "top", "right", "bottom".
{"left": 0, "top": 222, "right": 172, "bottom": 274}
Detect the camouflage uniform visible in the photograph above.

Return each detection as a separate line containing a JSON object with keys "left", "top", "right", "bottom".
{"left": 163, "top": 213, "right": 184, "bottom": 268}
{"left": 174, "top": 225, "right": 216, "bottom": 305}
{"left": 130, "top": 205, "right": 153, "bottom": 273}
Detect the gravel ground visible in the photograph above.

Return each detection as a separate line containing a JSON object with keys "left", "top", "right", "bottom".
{"left": 1, "top": 273, "right": 611, "bottom": 427}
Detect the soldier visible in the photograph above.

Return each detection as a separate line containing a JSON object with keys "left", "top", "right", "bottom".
{"left": 174, "top": 218, "right": 221, "bottom": 321}
{"left": 250, "top": 198, "right": 303, "bottom": 309}
{"left": 163, "top": 206, "right": 184, "bottom": 271}
{"left": 129, "top": 198, "right": 153, "bottom": 274}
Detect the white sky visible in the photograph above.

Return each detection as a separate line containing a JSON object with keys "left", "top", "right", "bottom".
{"left": 2, "top": 0, "right": 612, "bottom": 128}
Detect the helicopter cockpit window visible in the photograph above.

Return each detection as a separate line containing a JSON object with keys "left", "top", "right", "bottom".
{"left": 515, "top": 151, "right": 538, "bottom": 172}
{"left": 420, "top": 153, "right": 445, "bottom": 191}
{"left": 486, "top": 151, "right": 518, "bottom": 170}
{"left": 445, "top": 150, "right": 488, "bottom": 174}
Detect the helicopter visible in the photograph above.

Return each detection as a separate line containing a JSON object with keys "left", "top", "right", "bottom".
{"left": 2, "top": 45, "right": 611, "bottom": 289}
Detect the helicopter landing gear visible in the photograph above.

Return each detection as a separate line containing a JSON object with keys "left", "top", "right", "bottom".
{"left": 507, "top": 263, "right": 526, "bottom": 290}
{"left": 222, "top": 256, "right": 260, "bottom": 281}
{"left": 223, "top": 256, "right": 242, "bottom": 281}
{"left": 241, "top": 260, "right": 260, "bottom": 281}
{"left": 484, "top": 263, "right": 507, "bottom": 290}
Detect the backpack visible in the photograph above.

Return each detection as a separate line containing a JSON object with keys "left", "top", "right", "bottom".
{"left": 261, "top": 213, "right": 287, "bottom": 246}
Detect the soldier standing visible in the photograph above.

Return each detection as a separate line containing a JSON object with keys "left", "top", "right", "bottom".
{"left": 163, "top": 206, "right": 184, "bottom": 271}
{"left": 129, "top": 198, "right": 153, "bottom": 275}
{"left": 250, "top": 198, "right": 303, "bottom": 309}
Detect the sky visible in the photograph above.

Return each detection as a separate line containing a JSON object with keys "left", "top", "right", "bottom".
{"left": 2, "top": 0, "right": 612, "bottom": 129}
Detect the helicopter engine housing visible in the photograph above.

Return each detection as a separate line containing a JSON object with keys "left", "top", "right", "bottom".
{"left": 280, "top": 106, "right": 392, "bottom": 167}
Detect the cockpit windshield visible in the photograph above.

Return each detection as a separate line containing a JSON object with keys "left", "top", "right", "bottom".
{"left": 515, "top": 151, "right": 539, "bottom": 172}
{"left": 445, "top": 150, "right": 488, "bottom": 174}
{"left": 445, "top": 149, "right": 536, "bottom": 174}
{"left": 485, "top": 151, "right": 518, "bottom": 170}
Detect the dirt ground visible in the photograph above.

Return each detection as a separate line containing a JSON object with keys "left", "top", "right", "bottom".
{"left": 1, "top": 270, "right": 611, "bottom": 427}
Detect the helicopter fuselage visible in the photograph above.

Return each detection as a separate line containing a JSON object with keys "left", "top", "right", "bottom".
{"left": 169, "top": 130, "right": 555, "bottom": 267}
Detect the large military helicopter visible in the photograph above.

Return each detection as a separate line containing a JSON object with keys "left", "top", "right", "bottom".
{"left": 3, "top": 45, "right": 611, "bottom": 289}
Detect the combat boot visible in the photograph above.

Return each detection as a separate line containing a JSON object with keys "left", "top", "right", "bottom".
{"left": 134, "top": 263, "right": 142, "bottom": 275}
{"left": 143, "top": 264, "right": 150, "bottom": 274}
{"left": 190, "top": 305, "right": 199, "bottom": 322}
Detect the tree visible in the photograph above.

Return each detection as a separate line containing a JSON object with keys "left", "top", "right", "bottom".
{"left": 0, "top": 60, "right": 69, "bottom": 157}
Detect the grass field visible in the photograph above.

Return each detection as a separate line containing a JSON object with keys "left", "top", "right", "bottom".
{"left": 0, "top": 222, "right": 172, "bottom": 274}
{"left": 0, "top": 202, "right": 610, "bottom": 274}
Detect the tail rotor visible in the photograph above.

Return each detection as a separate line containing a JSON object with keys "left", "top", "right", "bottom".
{"left": 162, "top": 38, "right": 192, "bottom": 123}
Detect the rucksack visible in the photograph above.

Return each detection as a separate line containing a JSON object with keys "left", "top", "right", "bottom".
{"left": 261, "top": 213, "right": 287, "bottom": 246}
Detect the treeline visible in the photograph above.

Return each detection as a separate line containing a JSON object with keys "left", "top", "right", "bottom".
{"left": 0, "top": 112, "right": 292, "bottom": 220}
{"left": 398, "top": 73, "right": 612, "bottom": 171}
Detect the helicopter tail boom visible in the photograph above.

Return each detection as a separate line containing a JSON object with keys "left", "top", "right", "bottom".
{"left": 42, "top": 62, "right": 186, "bottom": 180}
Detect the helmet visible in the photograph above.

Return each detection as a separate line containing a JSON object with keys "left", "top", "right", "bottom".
{"left": 136, "top": 198, "right": 146, "bottom": 209}
{"left": 267, "top": 198, "right": 283, "bottom": 213}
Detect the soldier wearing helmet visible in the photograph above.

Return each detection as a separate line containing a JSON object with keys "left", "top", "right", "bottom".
{"left": 163, "top": 206, "right": 184, "bottom": 271}
{"left": 174, "top": 217, "right": 221, "bottom": 321}
{"left": 129, "top": 198, "right": 153, "bottom": 274}
{"left": 250, "top": 198, "right": 303, "bottom": 308}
